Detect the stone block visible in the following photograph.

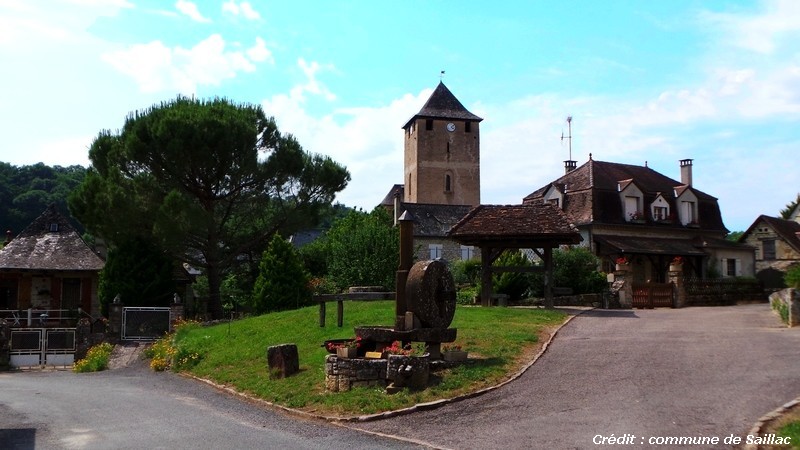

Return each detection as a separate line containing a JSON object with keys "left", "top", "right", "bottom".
{"left": 266, "top": 343, "right": 299, "bottom": 378}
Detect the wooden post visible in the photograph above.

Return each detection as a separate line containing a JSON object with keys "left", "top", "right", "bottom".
{"left": 319, "top": 301, "right": 326, "bottom": 327}
{"left": 396, "top": 212, "right": 414, "bottom": 330}
{"left": 481, "top": 246, "right": 493, "bottom": 307}
{"left": 544, "top": 246, "right": 554, "bottom": 309}
{"left": 337, "top": 300, "right": 344, "bottom": 327}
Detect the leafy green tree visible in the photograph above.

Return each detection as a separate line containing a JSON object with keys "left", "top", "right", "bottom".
{"left": 493, "top": 250, "right": 535, "bottom": 300}
{"left": 780, "top": 193, "right": 800, "bottom": 219}
{"left": 252, "top": 234, "right": 311, "bottom": 313}
{"left": 98, "top": 237, "right": 176, "bottom": 315}
{"left": 726, "top": 231, "right": 744, "bottom": 242}
{"left": 325, "top": 208, "right": 399, "bottom": 291}
{"left": 69, "top": 97, "right": 349, "bottom": 319}
{"left": 551, "top": 247, "right": 607, "bottom": 294}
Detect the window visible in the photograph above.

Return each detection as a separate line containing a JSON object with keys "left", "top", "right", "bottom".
{"left": 548, "top": 198, "right": 560, "bottom": 208}
{"left": 682, "top": 201, "right": 696, "bottom": 224}
{"left": 625, "top": 196, "right": 641, "bottom": 221}
{"left": 429, "top": 244, "right": 443, "bottom": 259}
{"left": 465, "top": 121, "right": 471, "bottom": 133}
{"left": 444, "top": 174, "right": 452, "bottom": 192}
{"left": 726, "top": 259, "right": 738, "bottom": 277}
{"left": 50, "top": 223, "right": 59, "bottom": 232}
{"left": 425, "top": 119, "right": 433, "bottom": 130}
{"left": 762, "top": 239, "right": 776, "bottom": 260}
{"left": 653, "top": 206, "right": 668, "bottom": 221}
{"left": 460, "top": 245, "right": 475, "bottom": 260}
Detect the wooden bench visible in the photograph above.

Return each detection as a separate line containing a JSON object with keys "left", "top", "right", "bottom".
{"left": 314, "top": 292, "right": 395, "bottom": 327}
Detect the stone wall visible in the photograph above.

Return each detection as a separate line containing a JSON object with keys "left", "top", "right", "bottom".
{"left": 325, "top": 354, "right": 388, "bottom": 392}
{"left": 769, "top": 288, "right": 800, "bottom": 327}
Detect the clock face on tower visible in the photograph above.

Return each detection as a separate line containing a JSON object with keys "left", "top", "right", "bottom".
{"left": 446, "top": 122, "right": 456, "bottom": 132}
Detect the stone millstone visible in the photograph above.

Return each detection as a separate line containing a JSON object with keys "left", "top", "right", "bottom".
{"left": 405, "top": 259, "right": 456, "bottom": 329}
{"left": 266, "top": 343, "right": 299, "bottom": 378}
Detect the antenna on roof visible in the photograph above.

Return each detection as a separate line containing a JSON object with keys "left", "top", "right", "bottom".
{"left": 560, "top": 116, "right": 573, "bottom": 161}
{"left": 440, "top": 70, "right": 445, "bottom": 81}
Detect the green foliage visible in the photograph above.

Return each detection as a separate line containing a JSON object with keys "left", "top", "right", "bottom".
{"left": 0, "top": 162, "right": 87, "bottom": 236}
{"left": 252, "top": 234, "right": 311, "bottom": 314}
{"left": 493, "top": 250, "right": 534, "bottom": 300}
{"left": 780, "top": 193, "right": 800, "bottom": 219}
{"left": 778, "top": 420, "right": 800, "bottom": 447}
{"left": 785, "top": 265, "right": 800, "bottom": 289}
{"left": 451, "top": 259, "right": 481, "bottom": 285}
{"left": 551, "top": 247, "right": 607, "bottom": 295}
{"left": 456, "top": 285, "right": 479, "bottom": 305}
{"left": 69, "top": 96, "right": 349, "bottom": 319}
{"left": 725, "top": 231, "right": 744, "bottom": 242}
{"left": 73, "top": 343, "right": 114, "bottom": 373}
{"left": 298, "top": 237, "right": 329, "bottom": 278}
{"left": 772, "top": 299, "right": 790, "bottom": 325}
{"left": 325, "top": 208, "right": 399, "bottom": 291}
{"left": 98, "top": 237, "right": 176, "bottom": 315}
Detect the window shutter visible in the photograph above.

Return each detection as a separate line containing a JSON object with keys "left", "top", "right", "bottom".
{"left": 735, "top": 259, "right": 742, "bottom": 276}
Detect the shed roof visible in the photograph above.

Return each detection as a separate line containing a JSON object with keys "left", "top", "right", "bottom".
{"left": 741, "top": 215, "right": 800, "bottom": 253}
{"left": 0, "top": 205, "right": 105, "bottom": 271}
{"left": 448, "top": 204, "right": 582, "bottom": 247}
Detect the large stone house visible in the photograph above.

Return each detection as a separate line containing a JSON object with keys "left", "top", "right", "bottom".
{"left": 381, "top": 82, "right": 482, "bottom": 262}
{"left": 739, "top": 205, "right": 800, "bottom": 288}
{"left": 523, "top": 157, "right": 755, "bottom": 282}
{"left": 0, "top": 205, "right": 105, "bottom": 318}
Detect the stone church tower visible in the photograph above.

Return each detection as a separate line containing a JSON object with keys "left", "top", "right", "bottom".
{"left": 402, "top": 82, "right": 482, "bottom": 207}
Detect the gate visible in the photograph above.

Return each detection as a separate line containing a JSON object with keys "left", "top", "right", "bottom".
{"left": 122, "top": 307, "right": 171, "bottom": 341}
{"left": 9, "top": 328, "right": 76, "bottom": 367}
{"left": 632, "top": 282, "right": 675, "bottom": 309}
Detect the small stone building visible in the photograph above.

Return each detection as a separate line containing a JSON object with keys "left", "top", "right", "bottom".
{"left": 0, "top": 205, "right": 105, "bottom": 317}
{"left": 739, "top": 213, "right": 800, "bottom": 288}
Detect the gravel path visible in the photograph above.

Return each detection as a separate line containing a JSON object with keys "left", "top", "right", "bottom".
{"left": 347, "top": 303, "right": 800, "bottom": 449}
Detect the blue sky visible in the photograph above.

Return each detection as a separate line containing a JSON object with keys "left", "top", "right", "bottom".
{"left": 1, "top": 0, "right": 798, "bottom": 232}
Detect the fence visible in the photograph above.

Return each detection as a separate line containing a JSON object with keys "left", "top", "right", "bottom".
{"left": 0, "top": 308, "right": 83, "bottom": 327}
{"left": 684, "top": 278, "right": 766, "bottom": 306}
{"left": 9, "top": 328, "right": 76, "bottom": 367}
{"left": 631, "top": 282, "right": 675, "bottom": 309}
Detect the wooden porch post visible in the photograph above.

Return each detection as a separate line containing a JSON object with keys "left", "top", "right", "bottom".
{"left": 544, "top": 246, "right": 554, "bottom": 309}
{"left": 480, "top": 246, "right": 493, "bottom": 307}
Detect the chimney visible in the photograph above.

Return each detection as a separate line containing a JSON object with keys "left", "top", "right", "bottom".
{"left": 680, "top": 159, "right": 693, "bottom": 186}
{"left": 564, "top": 160, "right": 577, "bottom": 174}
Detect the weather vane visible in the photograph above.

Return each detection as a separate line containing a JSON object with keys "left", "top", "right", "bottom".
{"left": 561, "top": 116, "right": 573, "bottom": 161}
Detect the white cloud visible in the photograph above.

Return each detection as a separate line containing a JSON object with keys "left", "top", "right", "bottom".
{"left": 103, "top": 35, "right": 273, "bottom": 93}
{"left": 222, "top": 0, "right": 261, "bottom": 20}
{"left": 175, "top": 0, "right": 210, "bottom": 23}
{"left": 700, "top": 0, "right": 800, "bottom": 54}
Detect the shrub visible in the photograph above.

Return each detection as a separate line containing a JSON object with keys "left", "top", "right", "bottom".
{"left": 144, "top": 320, "right": 203, "bottom": 372}
{"left": 451, "top": 259, "right": 481, "bottom": 285}
{"left": 73, "top": 342, "right": 114, "bottom": 373}
{"left": 252, "top": 233, "right": 311, "bottom": 314}
{"left": 457, "top": 285, "right": 479, "bottom": 305}
{"left": 785, "top": 265, "right": 800, "bottom": 289}
{"left": 493, "top": 251, "right": 535, "bottom": 300}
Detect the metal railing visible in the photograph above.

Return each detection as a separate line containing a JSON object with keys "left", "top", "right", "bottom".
{"left": 0, "top": 308, "right": 86, "bottom": 327}
{"left": 122, "top": 307, "right": 171, "bottom": 341}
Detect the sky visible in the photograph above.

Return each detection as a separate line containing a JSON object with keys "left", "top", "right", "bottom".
{"left": 1, "top": 0, "right": 799, "bottom": 232}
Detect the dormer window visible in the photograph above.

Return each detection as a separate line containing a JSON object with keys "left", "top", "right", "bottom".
{"left": 650, "top": 194, "right": 671, "bottom": 221}
{"left": 625, "top": 196, "right": 642, "bottom": 221}
{"left": 618, "top": 180, "right": 644, "bottom": 223}
{"left": 49, "top": 223, "right": 59, "bottom": 232}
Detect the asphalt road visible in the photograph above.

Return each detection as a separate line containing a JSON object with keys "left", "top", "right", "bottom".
{"left": 0, "top": 362, "right": 423, "bottom": 450}
{"left": 348, "top": 303, "right": 800, "bottom": 449}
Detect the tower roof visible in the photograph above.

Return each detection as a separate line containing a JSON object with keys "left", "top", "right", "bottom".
{"left": 402, "top": 82, "right": 483, "bottom": 128}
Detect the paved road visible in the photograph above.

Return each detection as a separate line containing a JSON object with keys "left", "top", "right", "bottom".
{"left": 349, "top": 303, "right": 800, "bottom": 449}
{"left": 0, "top": 362, "right": 423, "bottom": 449}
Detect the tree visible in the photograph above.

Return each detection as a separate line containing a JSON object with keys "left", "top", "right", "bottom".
{"left": 98, "top": 237, "right": 176, "bottom": 315}
{"left": 324, "top": 208, "right": 399, "bottom": 291}
{"left": 69, "top": 97, "right": 349, "bottom": 319}
{"left": 780, "top": 193, "right": 800, "bottom": 219}
{"left": 252, "top": 234, "right": 311, "bottom": 313}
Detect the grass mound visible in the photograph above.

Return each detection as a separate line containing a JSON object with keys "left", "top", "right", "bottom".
{"left": 156, "top": 302, "right": 566, "bottom": 416}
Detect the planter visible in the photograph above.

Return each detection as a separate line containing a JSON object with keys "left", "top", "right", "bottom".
{"left": 615, "top": 264, "right": 630, "bottom": 271}
{"left": 336, "top": 347, "right": 357, "bottom": 359}
{"left": 669, "top": 264, "right": 683, "bottom": 272}
{"left": 443, "top": 350, "right": 468, "bottom": 362}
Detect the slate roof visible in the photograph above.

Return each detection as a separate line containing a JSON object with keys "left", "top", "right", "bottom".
{"left": 448, "top": 204, "right": 582, "bottom": 247}
{"left": 593, "top": 235, "right": 708, "bottom": 257}
{"left": 379, "top": 184, "right": 405, "bottom": 208}
{"left": 399, "top": 203, "right": 473, "bottom": 238}
{"left": 523, "top": 158, "right": 727, "bottom": 232}
{"left": 0, "top": 205, "right": 105, "bottom": 271}
{"left": 741, "top": 215, "right": 800, "bottom": 253}
{"left": 402, "top": 82, "right": 483, "bottom": 129}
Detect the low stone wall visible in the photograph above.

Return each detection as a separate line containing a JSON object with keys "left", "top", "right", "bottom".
{"left": 769, "top": 288, "right": 800, "bottom": 327}
{"left": 325, "top": 355, "right": 388, "bottom": 392}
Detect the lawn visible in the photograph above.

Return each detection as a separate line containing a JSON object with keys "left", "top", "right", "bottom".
{"left": 160, "top": 301, "right": 567, "bottom": 417}
{"left": 763, "top": 407, "right": 800, "bottom": 449}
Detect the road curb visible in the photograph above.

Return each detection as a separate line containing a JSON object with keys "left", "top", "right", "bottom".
{"left": 743, "top": 396, "right": 800, "bottom": 450}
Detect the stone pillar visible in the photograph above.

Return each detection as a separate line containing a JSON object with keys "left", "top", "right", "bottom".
{"left": 613, "top": 267, "right": 633, "bottom": 309}
{"left": 0, "top": 319, "right": 9, "bottom": 370}
{"left": 75, "top": 317, "right": 93, "bottom": 361}
{"left": 170, "top": 294, "right": 185, "bottom": 332}
{"left": 108, "top": 298, "right": 124, "bottom": 343}
{"left": 267, "top": 343, "right": 299, "bottom": 378}
{"left": 668, "top": 268, "right": 686, "bottom": 308}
